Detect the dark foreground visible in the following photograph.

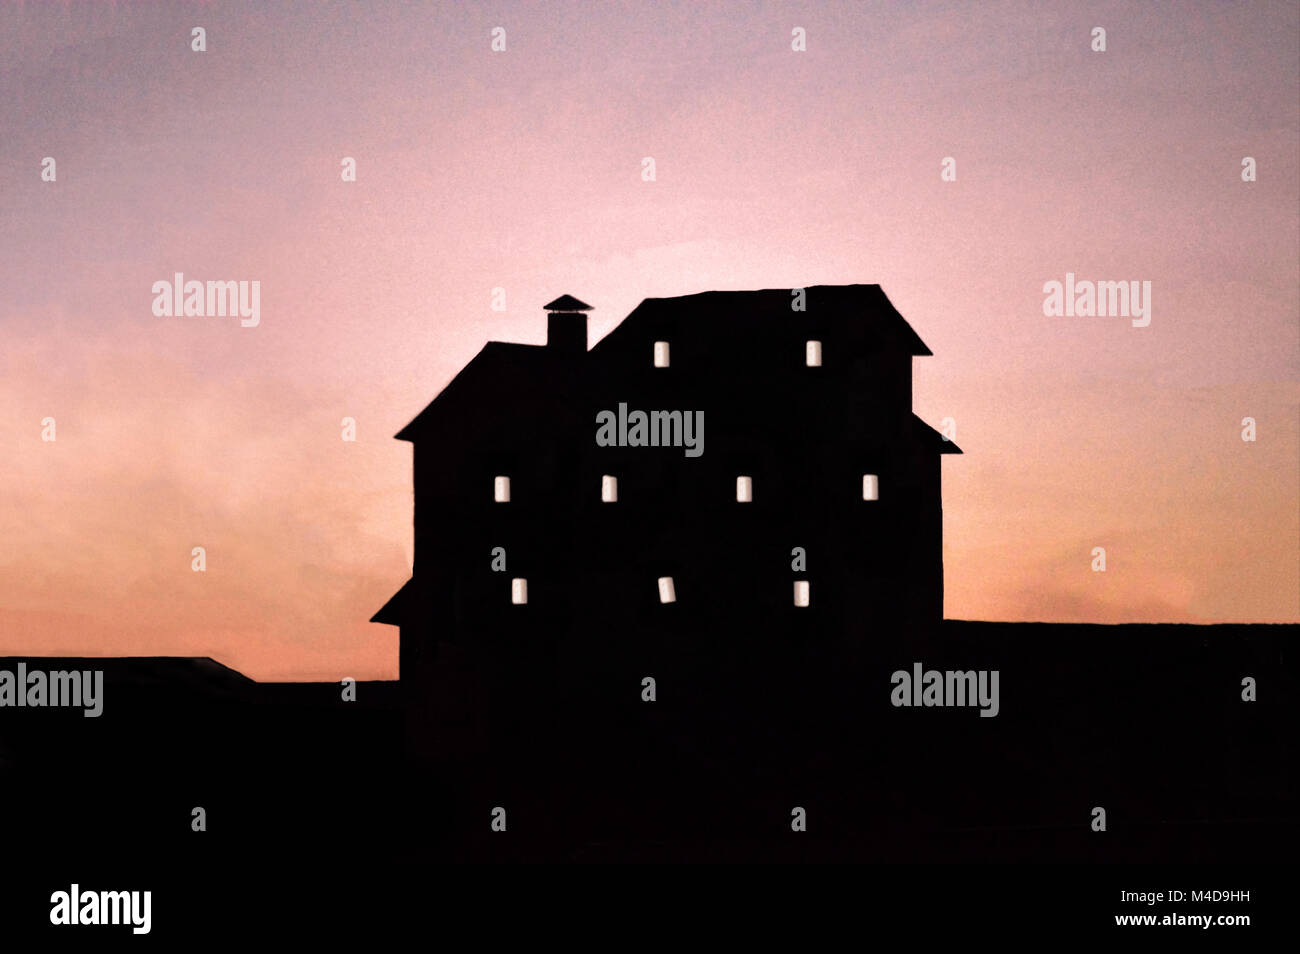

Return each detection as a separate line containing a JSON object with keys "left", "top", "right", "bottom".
{"left": 0, "top": 621, "right": 1294, "bottom": 934}
{"left": 2, "top": 621, "right": 1294, "bottom": 861}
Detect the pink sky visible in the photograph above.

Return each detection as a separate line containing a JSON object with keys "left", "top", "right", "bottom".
{"left": 2, "top": 1, "right": 1297, "bottom": 679}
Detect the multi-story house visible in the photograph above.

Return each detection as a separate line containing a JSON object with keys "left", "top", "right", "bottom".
{"left": 374, "top": 286, "right": 960, "bottom": 710}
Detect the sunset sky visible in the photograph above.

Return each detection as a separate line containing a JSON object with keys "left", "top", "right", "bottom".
{"left": 2, "top": 1, "right": 1297, "bottom": 680}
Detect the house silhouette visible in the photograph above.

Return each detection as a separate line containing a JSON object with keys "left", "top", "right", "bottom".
{"left": 373, "top": 287, "right": 961, "bottom": 744}
{"left": 2, "top": 288, "right": 1294, "bottom": 865}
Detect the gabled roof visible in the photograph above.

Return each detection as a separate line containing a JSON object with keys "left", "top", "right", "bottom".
{"left": 392, "top": 286, "right": 940, "bottom": 442}
{"left": 394, "top": 341, "right": 546, "bottom": 442}
{"left": 594, "top": 285, "right": 934, "bottom": 357}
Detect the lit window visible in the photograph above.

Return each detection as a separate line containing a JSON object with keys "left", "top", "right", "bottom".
{"left": 736, "top": 476, "right": 753, "bottom": 502}
{"left": 806, "top": 341, "right": 822, "bottom": 366}
{"left": 793, "top": 580, "right": 810, "bottom": 607}
{"left": 601, "top": 475, "right": 618, "bottom": 502}
{"left": 862, "top": 474, "right": 879, "bottom": 501}
{"left": 657, "top": 576, "right": 676, "bottom": 603}
{"left": 511, "top": 578, "right": 527, "bottom": 604}
{"left": 654, "top": 341, "right": 670, "bottom": 367}
{"left": 494, "top": 475, "right": 511, "bottom": 502}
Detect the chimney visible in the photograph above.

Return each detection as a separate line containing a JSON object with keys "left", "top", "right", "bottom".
{"left": 544, "top": 294, "right": 591, "bottom": 353}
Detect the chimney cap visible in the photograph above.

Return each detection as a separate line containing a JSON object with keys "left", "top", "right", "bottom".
{"left": 544, "top": 294, "right": 592, "bottom": 312}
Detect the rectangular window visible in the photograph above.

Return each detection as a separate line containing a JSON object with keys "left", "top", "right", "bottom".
{"left": 657, "top": 576, "right": 676, "bottom": 603}
{"left": 736, "top": 475, "right": 753, "bottom": 502}
{"left": 654, "top": 341, "right": 670, "bottom": 368}
{"left": 601, "top": 474, "right": 618, "bottom": 502}
{"left": 494, "top": 475, "right": 511, "bottom": 503}
{"left": 862, "top": 474, "right": 879, "bottom": 501}
{"left": 511, "top": 578, "right": 527, "bottom": 604}
{"left": 793, "top": 580, "right": 810, "bottom": 607}
{"left": 806, "top": 340, "right": 822, "bottom": 366}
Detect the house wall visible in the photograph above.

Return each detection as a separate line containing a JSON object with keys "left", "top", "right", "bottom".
{"left": 400, "top": 321, "right": 945, "bottom": 697}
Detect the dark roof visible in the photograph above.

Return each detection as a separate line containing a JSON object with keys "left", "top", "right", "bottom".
{"left": 394, "top": 286, "right": 938, "bottom": 441}
{"left": 0, "top": 656, "right": 253, "bottom": 690}
{"left": 371, "top": 578, "right": 414, "bottom": 624}
{"left": 544, "top": 294, "right": 592, "bottom": 312}
{"left": 912, "top": 414, "right": 962, "bottom": 454}
{"left": 394, "top": 342, "right": 546, "bottom": 441}
{"left": 598, "top": 285, "right": 933, "bottom": 357}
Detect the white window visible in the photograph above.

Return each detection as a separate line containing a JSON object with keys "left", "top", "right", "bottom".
{"left": 735, "top": 476, "right": 753, "bottom": 502}
{"left": 511, "top": 578, "right": 528, "bottom": 604}
{"left": 494, "top": 475, "right": 511, "bottom": 502}
{"left": 793, "top": 580, "right": 810, "bottom": 607}
{"left": 601, "top": 474, "right": 618, "bottom": 502}
{"left": 806, "top": 340, "right": 822, "bottom": 366}
{"left": 654, "top": 341, "right": 670, "bottom": 368}
{"left": 862, "top": 474, "right": 879, "bottom": 501}
{"left": 657, "top": 576, "right": 676, "bottom": 603}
